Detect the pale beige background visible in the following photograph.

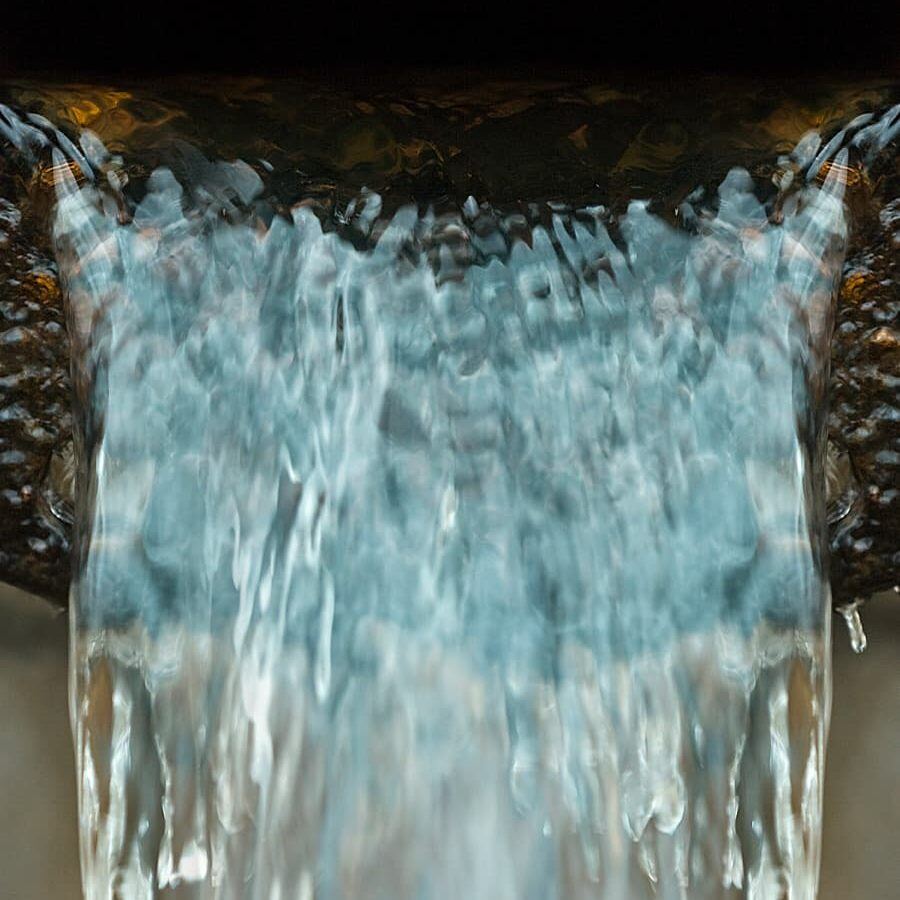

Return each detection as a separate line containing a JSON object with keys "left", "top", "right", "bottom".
{"left": 1, "top": 583, "right": 897, "bottom": 898}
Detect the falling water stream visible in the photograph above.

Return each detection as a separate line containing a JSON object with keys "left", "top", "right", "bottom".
{"left": 1, "top": 81, "right": 898, "bottom": 898}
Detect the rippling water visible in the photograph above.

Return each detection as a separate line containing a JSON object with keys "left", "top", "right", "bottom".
{"left": 0, "top": 87, "right": 898, "bottom": 898}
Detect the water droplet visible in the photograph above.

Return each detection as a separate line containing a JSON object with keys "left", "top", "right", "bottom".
{"left": 838, "top": 601, "right": 867, "bottom": 653}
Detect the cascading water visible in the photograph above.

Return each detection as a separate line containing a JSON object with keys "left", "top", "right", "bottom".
{"left": 1, "top": 92, "right": 897, "bottom": 899}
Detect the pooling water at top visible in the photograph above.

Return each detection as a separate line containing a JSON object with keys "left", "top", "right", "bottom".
{"left": 2, "top": 97, "right": 897, "bottom": 898}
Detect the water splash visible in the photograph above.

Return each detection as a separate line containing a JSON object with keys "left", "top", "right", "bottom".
{"left": 6, "top": 99, "right": 896, "bottom": 897}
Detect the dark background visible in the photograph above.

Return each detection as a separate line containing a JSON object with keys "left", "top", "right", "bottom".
{"left": 2, "top": 1, "right": 897, "bottom": 79}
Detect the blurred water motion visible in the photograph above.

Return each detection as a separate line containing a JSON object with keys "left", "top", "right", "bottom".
{"left": 0, "top": 80, "right": 897, "bottom": 898}
{"left": 1, "top": 75, "right": 898, "bottom": 606}
{"left": 5, "top": 584, "right": 898, "bottom": 900}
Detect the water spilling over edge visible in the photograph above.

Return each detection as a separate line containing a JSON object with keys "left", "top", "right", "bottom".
{"left": 2, "top": 97, "right": 898, "bottom": 898}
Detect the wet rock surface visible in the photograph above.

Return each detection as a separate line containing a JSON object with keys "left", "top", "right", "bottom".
{"left": 828, "top": 149, "right": 900, "bottom": 601}
{"left": 0, "top": 154, "right": 70, "bottom": 605}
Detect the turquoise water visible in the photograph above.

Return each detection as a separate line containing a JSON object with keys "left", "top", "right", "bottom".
{"left": 1, "top": 95, "right": 897, "bottom": 898}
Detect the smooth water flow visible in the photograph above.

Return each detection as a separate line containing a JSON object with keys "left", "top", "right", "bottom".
{"left": 3, "top": 97, "right": 896, "bottom": 898}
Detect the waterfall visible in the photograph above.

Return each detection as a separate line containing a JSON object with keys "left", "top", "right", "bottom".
{"left": 1, "top": 92, "right": 897, "bottom": 898}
